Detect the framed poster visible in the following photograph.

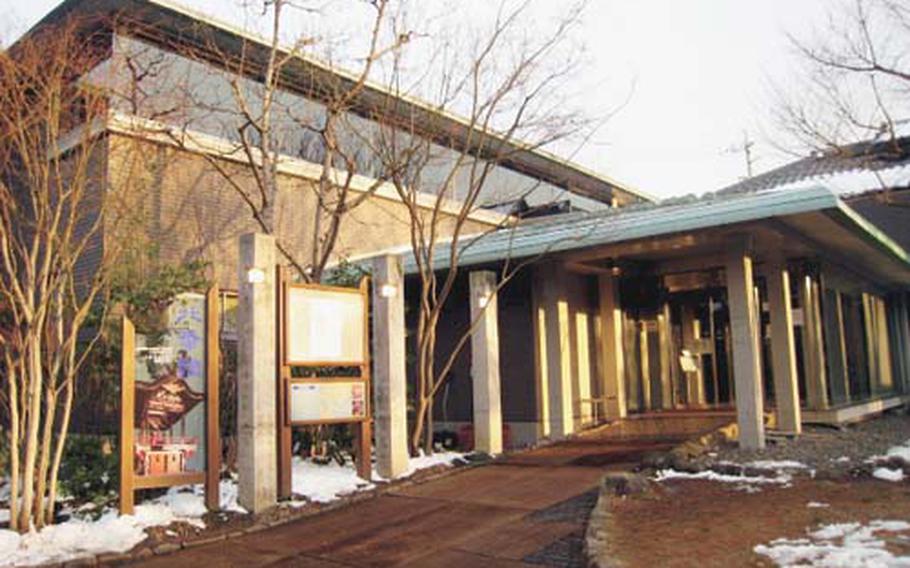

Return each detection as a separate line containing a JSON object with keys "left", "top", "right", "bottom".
{"left": 284, "top": 284, "right": 366, "bottom": 366}
{"left": 120, "top": 288, "right": 220, "bottom": 514}
{"left": 288, "top": 379, "right": 368, "bottom": 424}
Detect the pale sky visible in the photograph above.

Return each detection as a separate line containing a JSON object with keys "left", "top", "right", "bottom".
{"left": 0, "top": 0, "right": 838, "bottom": 199}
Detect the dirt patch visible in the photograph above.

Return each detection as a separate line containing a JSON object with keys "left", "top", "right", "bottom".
{"left": 604, "top": 477, "right": 910, "bottom": 567}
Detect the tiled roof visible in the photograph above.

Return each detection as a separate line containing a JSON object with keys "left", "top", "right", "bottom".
{"left": 719, "top": 129, "right": 910, "bottom": 197}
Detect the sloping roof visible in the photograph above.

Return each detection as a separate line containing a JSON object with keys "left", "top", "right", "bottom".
{"left": 25, "top": 0, "right": 653, "bottom": 206}
{"left": 719, "top": 128, "right": 910, "bottom": 197}
{"left": 400, "top": 186, "right": 910, "bottom": 279}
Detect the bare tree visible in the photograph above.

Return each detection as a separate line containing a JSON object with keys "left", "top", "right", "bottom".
{"left": 108, "top": 0, "right": 412, "bottom": 282}
{"left": 368, "top": 0, "right": 595, "bottom": 453}
{"left": 774, "top": 0, "right": 910, "bottom": 157}
{"left": 0, "top": 18, "right": 135, "bottom": 531}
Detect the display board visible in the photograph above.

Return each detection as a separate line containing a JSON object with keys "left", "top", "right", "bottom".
{"left": 278, "top": 276, "right": 372, "bottom": 497}
{"left": 285, "top": 285, "right": 365, "bottom": 365}
{"left": 120, "top": 288, "right": 220, "bottom": 514}
{"left": 288, "top": 379, "right": 368, "bottom": 423}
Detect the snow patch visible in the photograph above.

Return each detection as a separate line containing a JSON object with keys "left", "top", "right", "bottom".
{"left": 873, "top": 467, "right": 906, "bottom": 483}
{"left": 745, "top": 460, "right": 808, "bottom": 471}
{"left": 806, "top": 502, "right": 830, "bottom": 509}
{"left": 654, "top": 469, "right": 792, "bottom": 489}
{"left": 755, "top": 520, "right": 910, "bottom": 567}
{"left": 885, "top": 439, "right": 910, "bottom": 464}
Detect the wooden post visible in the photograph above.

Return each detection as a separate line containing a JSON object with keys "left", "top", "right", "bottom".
{"left": 205, "top": 287, "right": 221, "bottom": 510}
{"left": 119, "top": 316, "right": 136, "bottom": 515}
{"left": 277, "top": 268, "right": 292, "bottom": 500}
{"left": 638, "top": 322, "right": 651, "bottom": 411}
{"left": 357, "top": 277, "right": 373, "bottom": 480}
{"left": 725, "top": 243, "right": 765, "bottom": 450}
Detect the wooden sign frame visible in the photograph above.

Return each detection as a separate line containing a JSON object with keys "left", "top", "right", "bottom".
{"left": 286, "top": 377, "right": 370, "bottom": 426}
{"left": 120, "top": 287, "right": 221, "bottom": 514}
{"left": 277, "top": 272, "right": 372, "bottom": 500}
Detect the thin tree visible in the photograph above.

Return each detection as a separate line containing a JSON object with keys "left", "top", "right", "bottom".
{"left": 109, "top": 0, "right": 412, "bottom": 281}
{"left": 0, "top": 19, "right": 135, "bottom": 530}
{"left": 370, "top": 0, "right": 596, "bottom": 453}
{"left": 773, "top": 0, "right": 910, "bottom": 164}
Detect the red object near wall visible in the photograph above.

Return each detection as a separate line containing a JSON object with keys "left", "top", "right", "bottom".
{"left": 458, "top": 423, "right": 512, "bottom": 451}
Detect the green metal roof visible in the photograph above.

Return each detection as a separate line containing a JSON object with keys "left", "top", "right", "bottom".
{"left": 403, "top": 185, "right": 909, "bottom": 273}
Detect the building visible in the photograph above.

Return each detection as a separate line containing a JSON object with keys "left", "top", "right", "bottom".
{"left": 26, "top": 0, "right": 649, "bottom": 292}
{"left": 408, "top": 135, "right": 910, "bottom": 449}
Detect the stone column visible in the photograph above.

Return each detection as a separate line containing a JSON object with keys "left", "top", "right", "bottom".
{"left": 469, "top": 271, "right": 503, "bottom": 455}
{"left": 238, "top": 233, "right": 277, "bottom": 513}
{"left": 725, "top": 244, "right": 765, "bottom": 450}
{"left": 372, "top": 255, "right": 409, "bottom": 479}
{"left": 765, "top": 261, "right": 801, "bottom": 434}
{"left": 533, "top": 265, "right": 574, "bottom": 439}
{"left": 597, "top": 271, "right": 626, "bottom": 420}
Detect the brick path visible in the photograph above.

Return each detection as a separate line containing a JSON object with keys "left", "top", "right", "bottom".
{"left": 133, "top": 415, "right": 731, "bottom": 568}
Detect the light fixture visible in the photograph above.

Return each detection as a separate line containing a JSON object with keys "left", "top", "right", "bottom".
{"left": 247, "top": 267, "right": 266, "bottom": 284}
{"left": 477, "top": 294, "right": 490, "bottom": 309}
{"left": 379, "top": 283, "right": 398, "bottom": 298}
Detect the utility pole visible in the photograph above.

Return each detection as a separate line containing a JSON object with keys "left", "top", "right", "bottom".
{"left": 724, "top": 130, "right": 757, "bottom": 179}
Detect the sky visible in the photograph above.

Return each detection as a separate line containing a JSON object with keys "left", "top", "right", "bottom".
{"left": 0, "top": 0, "right": 839, "bottom": 199}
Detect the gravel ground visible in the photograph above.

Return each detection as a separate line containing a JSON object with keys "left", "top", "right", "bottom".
{"left": 702, "top": 408, "right": 910, "bottom": 478}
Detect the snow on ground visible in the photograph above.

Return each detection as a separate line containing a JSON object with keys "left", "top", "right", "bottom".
{"left": 873, "top": 467, "right": 906, "bottom": 483}
{"left": 290, "top": 450, "right": 467, "bottom": 504}
{"left": 806, "top": 502, "right": 830, "bottom": 509}
{"left": 0, "top": 452, "right": 467, "bottom": 566}
{"left": 654, "top": 468, "right": 793, "bottom": 492}
{"left": 745, "top": 460, "right": 808, "bottom": 471}
{"left": 885, "top": 439, "right": 910, "bottom": 464}
{"left": 755, "top": 520, "right": 910, "bottom": 567}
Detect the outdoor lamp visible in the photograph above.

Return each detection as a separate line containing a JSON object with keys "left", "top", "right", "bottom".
{"left": 246, "top": 267, "right": 266, "bottom": 284}
{"left": 477, "top": 294, "right": 490, "bottom": 309}
{"left": 379, "top": 283, "right": 398, "bottom": 298}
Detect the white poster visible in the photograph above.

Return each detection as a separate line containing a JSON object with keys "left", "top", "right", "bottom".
{"left": 286, "top": 286, "right": 365, "bottom": 364}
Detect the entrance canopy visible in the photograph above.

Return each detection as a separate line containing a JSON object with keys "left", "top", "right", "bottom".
{"left": 406, "top": 186, "right": 910, "bottom": 287}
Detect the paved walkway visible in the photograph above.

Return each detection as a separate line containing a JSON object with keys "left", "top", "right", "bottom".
{"left": 134, "top": 415, "right": 731, "bottom": 568}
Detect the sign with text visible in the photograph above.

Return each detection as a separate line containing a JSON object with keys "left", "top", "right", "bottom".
{"left": 285, "top": 284, "right": 366, "bottom": 365}
{"left": 288, "top": 379, "right": 368, "bottom": 424}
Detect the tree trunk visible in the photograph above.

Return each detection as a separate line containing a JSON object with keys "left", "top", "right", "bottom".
{"left": 19, "top": 336, "right": 43, "bottom": 529}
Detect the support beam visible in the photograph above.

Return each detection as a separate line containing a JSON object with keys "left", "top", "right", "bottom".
{"left": 574, "top": 311, "right": 594, "bottom": 425}
{"left": 820, "top": 289, "right": 850, "bottom": 404}
{"left": 658, "top": 304, "right": 674, "bottom": 410}
{"left": 372, "top": 255, "right": 409, "bottom": 479}
{"left": 533, "top": 265, "right": 574, "bottom": 438}
{"left": 237, "top": 233, "right": 277, "bottom": 513}
{"left": 800, "top": 274, "right": 829, "bottom": 410}
{"left": 469, "top": 271, "right": 503, "bottom": 455}
{"left": 765, "top": 261, "right": 801, "bottom": 434}
{"left": 597, "top": 272, "right": 626, "bottom": 420}
{"left": 680, "top": 306, "right": 705, "bottom": 407}
{"left": 639, "top": 322, "right": 652, "bottom": 411}
{"left": 725, "top": 244, "right": 765, "bottom": 450}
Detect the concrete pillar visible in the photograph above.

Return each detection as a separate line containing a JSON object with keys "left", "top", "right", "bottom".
{"left": 658, "top": 304, "right": 674, "bottom": 410}
{"left": 638, "top": 322, "right": 652, "bottom": 411}
{"left": 469, "top": 271, "right": 503, "bottom": 455}
{"left": 574, "top": 311, "right": 594, "bottom": 425}
{"left": 597, "top": 272, "right": 626, "bottom": 420}
{"left": 371, "top": 255, "right": 409, "bottom": 478}
{"left": 725, "top": 245, "right": 765, "bottom": 450}
{"left": 238, "top": 233, "right": 277, "bottom": 513}
{"left": 680, "top": 306, "right": 705, "bottom": 407}
{"left": 765, "top": 261, "right": 801, "bottom": 434}
{"left": 533, "top": 265, "right": 574, "bottom": 439}
{"left": 800, "top": 274, "right": 829, "bottom": 409}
